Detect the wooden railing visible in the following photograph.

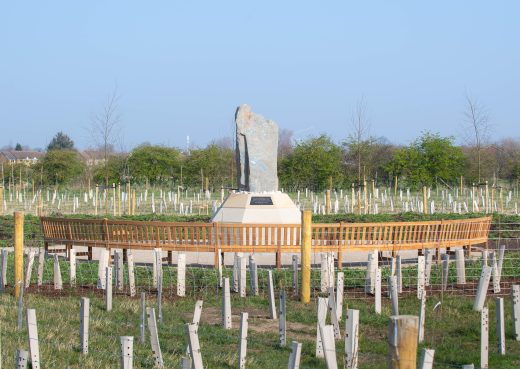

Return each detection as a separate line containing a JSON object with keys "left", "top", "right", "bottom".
{"left": 40, "top": 216, "right": 491, "bottom": 267}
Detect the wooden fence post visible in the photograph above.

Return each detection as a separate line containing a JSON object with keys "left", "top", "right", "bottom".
{"left": 14, "top": 211, "right": 24, "bottom": 299}
{"left": 301, "top": 210, "right": 312, "bottom": 304}
{"left": 388, "top": 315, "right": 418, "bottom": 369}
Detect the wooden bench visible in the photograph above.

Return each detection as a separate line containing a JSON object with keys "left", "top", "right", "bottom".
{"left": 40, "top": 216, "right": 491, "bottom": 268}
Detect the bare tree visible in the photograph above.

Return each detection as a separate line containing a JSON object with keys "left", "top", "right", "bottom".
{"left": 462, "top": 93, "right": 490, "bottom": 182}
{"left": 347, "top": 98, "right": 372, "bottom": 182}
{"left": 90, "top": 89, "right": 122, "bottom": 213}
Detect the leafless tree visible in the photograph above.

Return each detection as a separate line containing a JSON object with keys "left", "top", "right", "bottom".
{"left": 348, "top": 98, "right": 372, "bottom": 182}
{"left": 462, "top": 93, "right": 491, "bottom": 182}
{"left": 90, "top": 89, "right": 122, "bottom": 212}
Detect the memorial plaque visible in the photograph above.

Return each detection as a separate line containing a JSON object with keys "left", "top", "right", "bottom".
{"left": 250, "top": 197, "right": 273, "bottom": 206}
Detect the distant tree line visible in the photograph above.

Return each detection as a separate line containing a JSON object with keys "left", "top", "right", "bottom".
{"left": 4, "top": 128, "right": 520, "bottom": 192}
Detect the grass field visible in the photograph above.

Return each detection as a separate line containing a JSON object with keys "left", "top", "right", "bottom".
{"left": 1, "top": 268, "right": 520, "bottom": 368}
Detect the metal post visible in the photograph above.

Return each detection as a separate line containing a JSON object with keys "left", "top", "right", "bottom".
{"left": 140, "top": 293, "right": 146, "bottom": 344}
{"left": 279, "top": 290, "right": 286, "bottom": 347}
{"left": 496, "top": 297, "right": 506, "bottom": 355}
{"left": 292, "top": 255, "right": 299, "bottom": 296}
{"left": 267, "top": 270, "right": 277, "bottom": 319}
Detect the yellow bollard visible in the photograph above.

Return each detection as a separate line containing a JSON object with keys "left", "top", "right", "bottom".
{"left": 14, "top": 211, "right": 24, "bottom": 298}
{"left": 300, "top": 210, "right": 312, "bottom": 303}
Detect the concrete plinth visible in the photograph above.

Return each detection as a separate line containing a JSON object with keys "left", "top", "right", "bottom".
{"left": 211, "top": 192, "right": 301, "bottom": 224}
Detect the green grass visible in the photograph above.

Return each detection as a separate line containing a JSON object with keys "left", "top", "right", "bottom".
{"left": 1, "top": 257, "right": 520, "bottom": 368}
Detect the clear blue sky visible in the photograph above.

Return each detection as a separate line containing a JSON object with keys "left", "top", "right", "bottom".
{"left": 1, "top": 1, "right": 519, "bottom": 151}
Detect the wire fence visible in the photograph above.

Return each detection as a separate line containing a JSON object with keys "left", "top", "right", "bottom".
{"left": 0, "top": 218, "right": 519, "bottom": 368}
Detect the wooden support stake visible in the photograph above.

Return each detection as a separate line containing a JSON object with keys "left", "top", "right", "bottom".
{"left": 389, "top": 276, "right": 399, "bottom": 316}
{"left": 97, "top": 249, "right": 109, "bottom": 290}
{"left": 512, "top": 284, "right": 520, "bottom": 341}
{"left": 127, "top": 251, "right": 136, "bottom": 297}
{"left": 418, "top": 291, "right": 426, "bottom": 343}
{"left": 388, "top": 315, "right": 418, "bottom": 369}
{"left": 418, "top": 348, "right": 435, "bottom": 369}
{"left": 441, "top": 254, "right": 449, "bottom": 291}
{"left": 238, "top": 256, "right": 246, "bottom": 298}
{"left": 396, "top": 255, "right": 403, "bottom": 293}
{"left": 491, "top": 252, "right": 501, "bottom": 294}
{"left": 177, "top": 253, "right": 186, "bottom": 297}
{"left": 36, "top": 248, "right": 44, "bottom": 286}
{"left": 496, "top": 297, "right": 506, "bottom": 355}
{"left": 115, "top": 250, "right": 124, "bottom": 291}
{"left": 292, "top": 255, "right": 299, "bottom": 296}
{"left": 455, "top": 249, "right": 466, "bottom": 285}
{"left": 279, "top": 290, "right": 286, "bottom": 347}
{"left": 0, "top": 248, "right": 8, "bottom": 290}
{"left": 375, "top": 268, "right": 381, "bottom": 315}
{"left": 249, "top": 258, "right": 258, "bottom": 296}
{"left": 106, "top": 266, "right": 113, "bottom": 311}
{"left": 147, "top": 307, "right": 164, "bottom": 368}
{"left": 474, "top": 266, "right": 492, "bottom": 312}
{"left": 301, "top": 210, "right": 312, "bottom": 304}
{"left": 80, "top": 297, "right": 89, "bottom": 354}
{"left": 53, "top": 254, "right": 63, "bottom": 290}
{"left": 140, "top": 293, "right": 146, "bottom": 344}
{"left": 287, "top": 341, "right": 302, "bottom": 369}
{"left": 69, "top": 249, "right": 76, "bottom": 287}
{"left": 336, "top": 272, "right": 344, "bottom": 321}
{"left": 267, "top": 270, "right": 277, "bottom": 319}
{"left": 186, "top": 323, "right": 204, "bottom": 369}
{"left": 316, "top": 297, "right": 328, "bottom": 358}
{"left": 24, "top": 250, "right": 35, "bottom": 288}
{"left": 319, "top": 324, "right": 338, "bottom": 369}
{"left": 120, "top": 336, "right": 133, "bottom": 369}
{"left": 222, "top": 277, "right": 232, "bottom": 329}
{"left": 417, "top": 256, "right": 425, "bottom": 299}
{"left": 344, "top": 309, "right": 359, "bottom": 369}
{"left": 26, "top": 308, "right": 40, "bottom": 369}
{"left": 481, "top": 307, "right": 489, "bottom": 369}
{"left": 14, "top": 211, "right": 24, "bottom": 298}
{"left": 424, "top": 249, "right": 433, "bottom": 286}
{"left": 238, "top": 312, "right": 248, "bottom": 369}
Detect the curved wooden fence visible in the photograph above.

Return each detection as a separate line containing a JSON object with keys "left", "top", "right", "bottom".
{"left": 40, "top": 216, "right": 492, "bottom": 268}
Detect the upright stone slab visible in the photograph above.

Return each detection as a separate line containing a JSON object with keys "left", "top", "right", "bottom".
{"left": 235, "top": 104, "right": 279, "bottom": 192}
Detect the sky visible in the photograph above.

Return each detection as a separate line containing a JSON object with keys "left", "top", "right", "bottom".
{"left": 1, "top": 1, "right": 519, "bottom": 151}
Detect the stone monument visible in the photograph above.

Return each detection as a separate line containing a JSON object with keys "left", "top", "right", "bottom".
{"left": 212, "top": 104, "right": 301, "bottom": 224}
